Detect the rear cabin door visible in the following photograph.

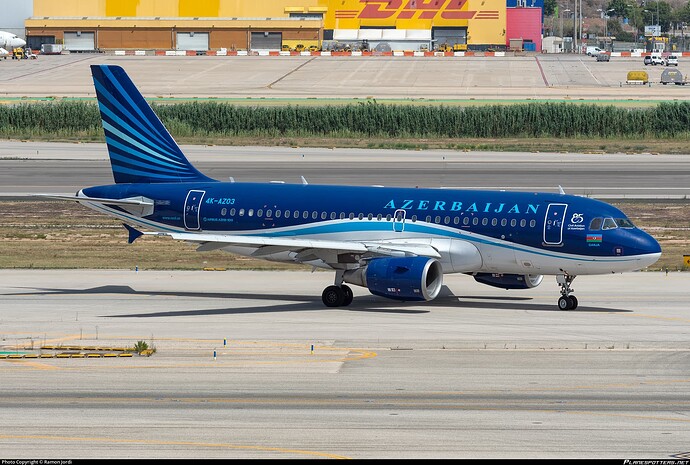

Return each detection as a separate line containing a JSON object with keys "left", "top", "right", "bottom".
{"left": 184, "top": 190, "right": 205, "bottom": 231}
{"left": 544, "top": 203, "right": 567, "bottom": 245}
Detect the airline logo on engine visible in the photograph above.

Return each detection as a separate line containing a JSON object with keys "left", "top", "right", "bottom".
{"left": 335, "top": 0, "right": 486, "bottom": 21}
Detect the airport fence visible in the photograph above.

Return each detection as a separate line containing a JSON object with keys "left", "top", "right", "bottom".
{"left": 1, "top": 100, "right": 689, "bottom": 140}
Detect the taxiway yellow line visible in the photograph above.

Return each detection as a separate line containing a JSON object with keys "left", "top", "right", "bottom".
{"left": 0, "top": 434, "right": 350, "bottom": 459}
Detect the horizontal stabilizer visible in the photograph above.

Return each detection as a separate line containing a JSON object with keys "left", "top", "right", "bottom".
{"left": 33, "top": 193, "right": 154, "bottom": 207}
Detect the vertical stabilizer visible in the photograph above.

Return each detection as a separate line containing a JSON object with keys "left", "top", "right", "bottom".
{"left": 91, "top": 65, "right": 215, "bottom": 184}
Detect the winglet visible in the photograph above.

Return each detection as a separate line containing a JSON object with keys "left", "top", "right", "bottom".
{"left": 123, "top": 223, "right": 144, "bottom": 244}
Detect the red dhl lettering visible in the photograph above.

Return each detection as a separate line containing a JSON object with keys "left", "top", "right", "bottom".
{"left": 357, "top": 0, "right": 476, "bottom": 21}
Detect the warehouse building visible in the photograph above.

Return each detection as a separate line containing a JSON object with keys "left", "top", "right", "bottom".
{"left": 24, "top": 0, "right": 542, "bottom": 53}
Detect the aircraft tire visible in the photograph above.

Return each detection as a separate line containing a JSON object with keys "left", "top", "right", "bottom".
{"left": 322, "top": 285, "right": 345, "bottom": 307}
{"left": 341, "top": 285, "right": 354, "bottom": 306}
{"left": 569, "top": 295, "right": 578, "bottom": 310}
{"left": 558, "top": 296, "right": 572, "bottom": 310}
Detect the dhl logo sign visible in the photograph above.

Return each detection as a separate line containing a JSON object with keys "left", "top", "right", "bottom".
{"left": 334, "top": 0, "right": 499, "bottom": 21}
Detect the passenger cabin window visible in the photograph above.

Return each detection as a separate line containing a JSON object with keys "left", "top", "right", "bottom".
{"left": 602, "top": 218, "right": 617, "bottom": 230}
{"left": 589, "top": 217, "right": 603, "bottom": 230}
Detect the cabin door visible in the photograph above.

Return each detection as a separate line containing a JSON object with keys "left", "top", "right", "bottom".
{"left": 544, "top": 203, "right": 567, "bottom": 245}
{"left": 184, "top": 190, "right": 205, "bottom": 231}
{"left": 393, "top": 209, "right": 406, "bottom": 232}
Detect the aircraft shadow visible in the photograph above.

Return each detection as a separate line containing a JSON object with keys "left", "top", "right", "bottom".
{"left": 5, "top": 285, "right": 631, "bottom": 316}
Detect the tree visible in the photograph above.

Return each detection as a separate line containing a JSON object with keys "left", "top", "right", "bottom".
{"left": 544, "top": 0, "right": 557, "bottom": 17}
{"left": 607, "top": 0, "right": 632, "bottom": 18}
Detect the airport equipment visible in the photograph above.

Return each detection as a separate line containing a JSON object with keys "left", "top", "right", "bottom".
{"left": 660, "top": 69, "right": 687, "bottom": 85}
{"left": 626, "top": 71, "right": 649, "bottom": 85}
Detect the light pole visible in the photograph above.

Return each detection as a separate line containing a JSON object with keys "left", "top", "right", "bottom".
{"left": 598, "top": 8, "right": 615, "bottom": 51}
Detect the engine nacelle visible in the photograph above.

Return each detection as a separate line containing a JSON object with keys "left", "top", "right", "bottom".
{"left": 473, "top": 273, "right": 543, "bottom": 290}
{"left": 343, "top": 257, "right": 443, "bottom": 301}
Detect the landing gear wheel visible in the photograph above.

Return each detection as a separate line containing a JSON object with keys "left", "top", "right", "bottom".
{"left": 568, "top": 295, "right": 578, "bottom": 310}
{"left": 558, "top": 296, "right": 571, "bottom": 310}
{"left": 322, "top": 285, "right": 345, "bottom": 307}
{"left": 341, "top": 285, "right": 353, "bottom": 306}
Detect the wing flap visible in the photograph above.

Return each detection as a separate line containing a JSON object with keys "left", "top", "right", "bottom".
{"left": 156, "top": 231, "right": 441, "bottom": 259}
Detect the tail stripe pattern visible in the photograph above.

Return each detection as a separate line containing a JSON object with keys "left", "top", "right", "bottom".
{"left": 91, "top": 65, "right": 214, "bottom": 184}
{"left": 94, "top": 82, "right": 183, "bottom": 165}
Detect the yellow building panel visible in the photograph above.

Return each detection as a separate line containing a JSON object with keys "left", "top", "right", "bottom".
{"left": 179, "top": 0, "right": 221, "bottom": 17}
{"left": 35, "top": 0, "right": 330, "bottom": 18}
{"left": 467, "top": 0, "right": 505, "bottom": 45}
{"left": 25, "top": 17, "right": 322, "bottom": 29}
{"left": 105, "top": 0, "right": 137, "bottom": 17}
{"left": 34, "top": 0, "right": 104, "bottom": 17}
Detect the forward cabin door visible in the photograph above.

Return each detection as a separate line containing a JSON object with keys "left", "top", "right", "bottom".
{"left": 544, "top": 203, "right": 567, "bottom": 245}
{"left": 184, "top": 190, "right": 205, "bottom": 231}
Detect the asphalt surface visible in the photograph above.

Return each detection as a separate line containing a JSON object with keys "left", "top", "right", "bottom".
{"left": 2, "top": 141, "right": 690, "bottom": 198}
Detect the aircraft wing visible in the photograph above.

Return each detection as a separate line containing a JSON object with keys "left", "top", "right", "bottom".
{"left": 145, "top": 230, "right": 442, "bottom": 260}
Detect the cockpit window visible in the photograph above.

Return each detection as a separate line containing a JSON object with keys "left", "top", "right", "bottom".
{"left": 589, "top": 217, "right": 602, "bottom": 230}
{"left": 602, "top": 217, "right": 617, "bottom": 230}
{"left": 615, "top": 218, "right": 635, "bottom": 229}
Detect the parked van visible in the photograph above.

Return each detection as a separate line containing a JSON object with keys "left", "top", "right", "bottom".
{"left": 645, "top": 53, "right": 665, "bottom": 65}
{"left": 586, "top": 46, "right": 603, "bottom": 56}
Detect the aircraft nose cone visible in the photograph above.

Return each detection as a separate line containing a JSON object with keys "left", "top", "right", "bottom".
{"left": 13, "top": 38, "right": 26, "bottom": 48}
{"left": 641, "top": 231, "right": 662, "bottom": 255}
{"left": 632, "top": 230, "right": 662, "bottom": 268}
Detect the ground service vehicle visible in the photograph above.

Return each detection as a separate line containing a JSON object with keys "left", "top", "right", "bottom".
{"left": 586, "top": 46, "right": 602, "bottom": 56}
{"left": 666, "top": 55, "right": 678, "bottom": 66}
{"left": 596, "top": 53, "right": 610, "bottom": 62}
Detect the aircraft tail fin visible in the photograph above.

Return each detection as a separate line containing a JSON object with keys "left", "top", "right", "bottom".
{"left": 90, "top": 64, "right": 215, "bottom": 184}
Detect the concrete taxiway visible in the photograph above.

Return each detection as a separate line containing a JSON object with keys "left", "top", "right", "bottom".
{"left": 1, "top": 269, "right": 690, "bottom": 458}
{"left": 1, "top": 54, "right": 689, "bottom": 101}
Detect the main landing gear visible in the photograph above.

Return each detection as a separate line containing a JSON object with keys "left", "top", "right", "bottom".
{"left": 322, "top": 271, "right": 354, "bottom": 307}
{"left": 322, "top": 285, "right": 353, "bottom": 307}
{"left": 556, "top": 274, "right": 578, "bottom": 310}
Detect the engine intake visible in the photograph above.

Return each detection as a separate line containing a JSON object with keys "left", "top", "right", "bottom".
{"left": 344, "top": 257, "right": 443, "bottom": 301}
{"left": 473, "top": 273, "right": 543, "bottom": 290}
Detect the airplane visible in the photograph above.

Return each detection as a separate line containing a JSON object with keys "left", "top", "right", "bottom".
{"left": 0, "top": 31, "right": 26, "bottom": 50}
{"left": 40, "top": 65, "right": 662, "bottom": 310}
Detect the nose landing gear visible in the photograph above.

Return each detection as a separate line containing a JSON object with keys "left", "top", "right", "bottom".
{"left": 556, "top": 274, "right": 578, "bottom": 310}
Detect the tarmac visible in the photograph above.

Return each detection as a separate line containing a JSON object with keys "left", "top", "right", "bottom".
{"left": 2, "top": 269, "right": 690, "bottom": 458}
{"left": 1, "top": 53, "right": 689, "bottom": 101}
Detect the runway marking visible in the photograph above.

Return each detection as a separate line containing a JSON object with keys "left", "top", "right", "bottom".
{"left": 2, "top": 360, "right": 61, "bottom": 370}
{"left": 568, "top": 411, "right": 690, "bottom": 423}
{"left": 0, "top": 434, "right": 350, "bottom": 459}
{"left": 621, "top": 313, "right": 690, "bottom": 324}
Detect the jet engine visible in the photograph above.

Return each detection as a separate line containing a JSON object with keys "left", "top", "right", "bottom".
{"left": 343, "top": 256, "right": 443, "bottom": 301}
{"left": 472, "top": 273, "right": 543, "bottom": 290}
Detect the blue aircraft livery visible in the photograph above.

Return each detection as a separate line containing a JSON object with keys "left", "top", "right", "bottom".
{"left": 40, "top": 65, "right": 662, "bottom": 310}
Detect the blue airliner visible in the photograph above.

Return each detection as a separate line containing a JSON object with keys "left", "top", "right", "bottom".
{"left": 43, "top": 65, "right": 661, "bottom": 310}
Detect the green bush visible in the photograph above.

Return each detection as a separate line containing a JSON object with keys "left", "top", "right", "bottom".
{"left": 1, "top": 100, "right": 689, "bottom": 140}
